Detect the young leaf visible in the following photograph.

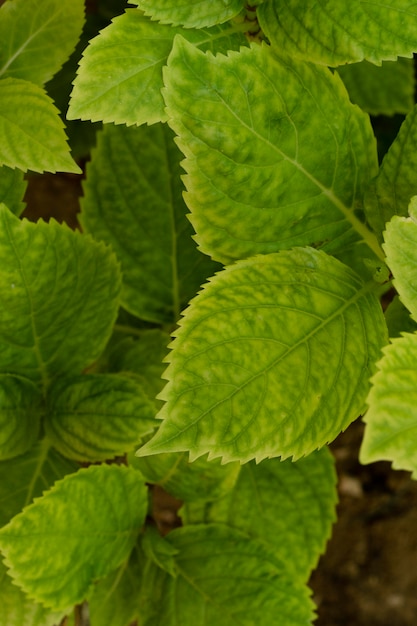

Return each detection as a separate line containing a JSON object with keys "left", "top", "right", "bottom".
{"left": 132, "top": 451, "right": 240, "bottom": 502}
{"left": 163, "top": 38, "right": 381, "bottom": 264}
{"left": 383, "top": 197, "right": 417, "bottom": 322}
{"left": 0, "top": 375, "right": 41, "bottom": 461}
{"left": 45, "top": 374, "right": 157, "bottom": 462}
{"left": 132, "top": 0, "right": 244, "bottom": 28}
{"left": 81, "top": 123, "right": 219, "bottom": 324}
{"left": 0, "top": 440, "right": 77, "bottom": 528}
{"left": 361, "top": 333, "right": 417, "bottom": 475}
{"left": 138, "top": 248, "right": 388, "bottom": 463}
{"left": 181, "top": 448, "right": 337, "bottom": 582}
{"left": 0, "top": 0, "right": 85, "bottom": 86}
{"left": 153, "top": 524, "right": 315, "bottom": 625}
{"left": 108, "top": 329, "right": 170, "bottom": 404}
{"left": 257, "top": 0, "right": 417, "bottom": 66}
{"left": 0, "top": 166, "right": 26, "bottom": 216}
{"left": 364, "top": 106, "right": 417, "bottom": 239}
{"left": 0, "top": 205, "right": 121, "bottom": 388}
{"left": 0, "top": 464, "right": 147, "bottom": 612}
{"left": 0, "top": 561, "right": 65, "bottom": 626}
{"left": 0, "top": 78, "right": 80, "bottom": 174}
{"left": 142, "top": 525, "right": 178, "bottom": 576}
{"left": 68, "top": 10, "right": 246, "bottom": 127}
{"left": 337, "top": 58, "right": 415, "bottom": 117}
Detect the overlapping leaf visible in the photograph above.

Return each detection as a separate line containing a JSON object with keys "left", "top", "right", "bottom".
{"left": 0, "top": 561, "right": 65, "bottom": 626}
{"left": 0, "top": 166, "right": 26, "bottom": 216}
{"left": 0, "top": 0, "right": 85, "bottom": 86}
{"left": 0, "top": 78, "right": 80, "bottom": 173}
{"left": 0, "top": 375, "right": 41, "bottom": 460}
{"left": 364, "top": 106, "right": 417, "bottom": 239}
{"left": 0, "top": 205, "right": 121, "bottom": 388}
{"left": 45, "top": 374, "right": 157, "bottom": 462}
{"left": 361, "top": 333, "right": 417, "bottom": 475}
{"left": 181, "top": 448, "right": 337, "bottom": 581}
{"left": 257, "top": 0, "right": 417, "bottom": 66}
{"left": 0, "top": 464, "right": 147, "bottom": 612}
{"left": 152, "top": 524, "right": 315, "bottom": 625}
{"left": 0, "top": 440, "right": 77, "bottom": 528}
{"left": 138, "top": 248, "right": 387, "bottom": 463}
{"left": 163, "top": 38, "right": 380, "bottom": 264}
{"left": 68, "top": 10, "right": 246, "bottom": 126}
{"left": 81, "top": 123, "right": 219, "bottom": 324}
{"left": 131, "top": 0, "right": 244, "bottom": 28}
{"left": 132, "top": 451, "right": 240, "bottom": 502}
{"left": 383, "top": 197, "right": 417, "bottom": 321}
{"left": 337, "top": 58, "right": 415, "bottom": 116}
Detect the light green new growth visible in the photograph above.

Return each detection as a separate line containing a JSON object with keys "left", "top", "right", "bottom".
{"left": 0, "top": 465, "right": 147, "bottom": 612}
{"left": 138, "top": 248, "right": 387, "bottom": 463}
{"left": 133, "top": 0, "right": 245, "bottom": 28}
{"left": 163, "top": 38, "right": 383, "bottom": 264}
{"left": 0, "top": 205, "right": 121, "bottom": 389}
{"left": 258, "top": 0, "right": 417, "bottom": 66}
{"left": 0, "top": 0, "right": 85, "bottom": 86}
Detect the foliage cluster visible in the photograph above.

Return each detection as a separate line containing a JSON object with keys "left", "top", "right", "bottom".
{"left": 1, "top": 0, "right": 417, "bottom": 624}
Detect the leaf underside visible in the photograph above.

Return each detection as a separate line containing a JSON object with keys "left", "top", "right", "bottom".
{"left": 138, "top": 248, "right": 387, "bottom": 464}
{"left": 163, "top": 38, "right": 378, "bottom": 264}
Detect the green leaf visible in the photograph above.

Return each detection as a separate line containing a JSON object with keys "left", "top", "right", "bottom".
{"left": 257, "top": 0, "right": 417, "bottom": 66}
{"left": 361, "top": 333, "right": 417, "bottom": 475}
{"left": 68, "top": 11, "right": 246, "bottom": 127}
{"left": 81, "top": 123, "right": 219, "bottom": 324}
{"left": 364, "top": 106, "right": 417, "bottom": 239}
{"left": 45, "top": 374, "right": 157, "bottom": 462}
{"left": 108, "top": 329, "right": 170, "bottom": 404}
{"left": 0, "top": 0, "right": 85, "bottom": 86}
{"left": 163, "top": 38, "right": 381, "bottom": 264}
{"left": 0, "top": 167, "right": 26, "bottom": 216}
{"left": 0, "top": 375, "right": 42, "bottom": 461}
{"left": 337, "top": 58, "right": 415, "bottom": 117}
{"left": 0, "top": 561, "right": 65, "bottom": 626}
{"left": 0, "top": 440, "right": 77, "bottom": 528}
{"left": 384, "top": 295, "right": 417, "bottom": 339}
{"left": 132, "top": 451, "right": 240, "bottom": 502}
{"left": 132, "top": 0, "right": 244, "bottom": 28}
{"left": 153, "top": 524, "right": 315, "bottom": 625}
{"left": 383, "top": 197, "right": 417, "bottom": 321}
{"left": 138, "top": 248, "right": 388, "bottom": 463}
{"left": 0, "top": 205, "right": 121, "bottom": 388}
{"left": 0, "top": 78, "right": 80, "bottom": 173}
{"left": 181, "top": 448, "right": 337, "bottom": 582}
{"left": 0, "top": 464, "right": 147, "bottom": 612}
{"left": 142, "top": 526, "right": 178, "bottom": 576}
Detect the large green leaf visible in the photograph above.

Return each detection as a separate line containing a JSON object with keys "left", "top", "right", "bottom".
{"left": 132, "top": 0, "right": 244, "bottom": 28}
{"left": 138, "top": 248, "right": 387, "bottom": 463}
{"left": 163, "top": 38, "right": 381, "bottom": 264}
{"left": 0, "top": 561, "right": 65, "bottom": 626}
{"left": 81, "top": 123, "right": 219, "bottom": 324}
{"left": 337, "top": 58, "right": 415, "bottom": 117}
{"left": 68, "top": 10, "right": 246, "bottom": 126}
{"left": 0, "top": 205, "right": 121, "bottom": 388}
{"left": 364, "top": 106, "right": 417, "bottom": 239}
{"left": 0, "top": 0, "right": 84, "bottom": 86}
{"left": 0, "top": 78, "right": 80, "bottom": 174}
{"left": 257, "top": 0, "right": 417, "bottom": 66}
{"left": 45, "top": 374, "right": 157, "bottom": 462}
{"left": 361, "top": 333, "right": 417, "bottom": 475}
{"left": 132, "top": 451, "right": 240, "bottom": 502}
{"left": 383, "top": 197, "right": 417, "bottom": 321}
{"left": 151, "top": 524, "right": 315, "bottom": 625}
{"left": 0, "top": 375, "right": 41, "bottom": 461}
{"left": 0, "top": 464, "right": 147, "bottom": 612}
{"left": 0, "top": 166, "right": 26, "bottom": 216}
{"left": 0, "top": 440, "right": 77, "bottom": 528}
{"left": 181, "top": 449, "right": 337, "bottom": 582}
